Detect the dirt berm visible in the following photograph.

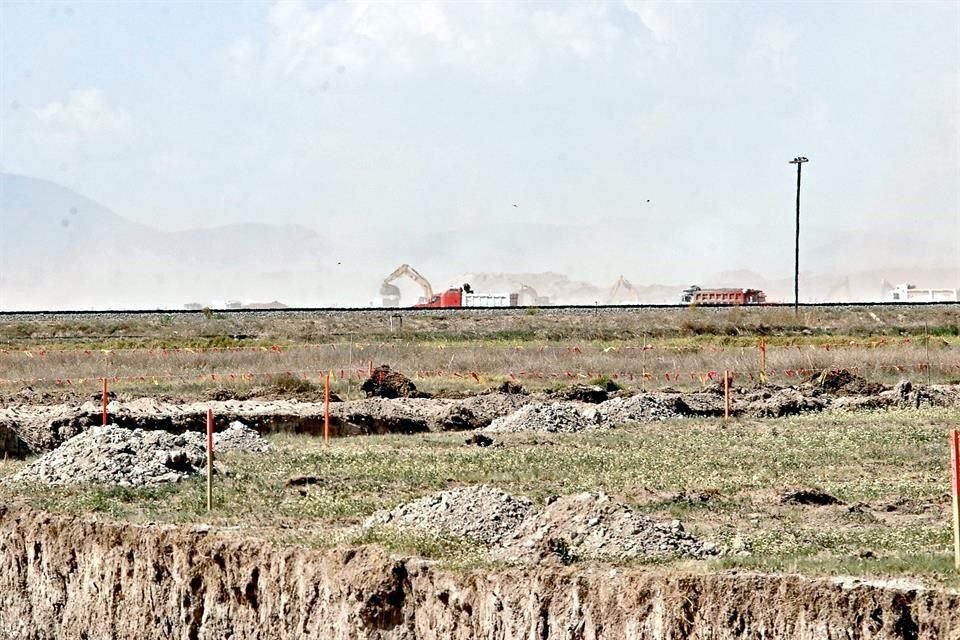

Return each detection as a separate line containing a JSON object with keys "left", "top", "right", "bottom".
{"left": 0, "top": 503, "right": 955, "bottom": 639}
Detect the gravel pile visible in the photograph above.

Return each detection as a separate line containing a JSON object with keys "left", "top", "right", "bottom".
{"left": 8, "top": 422, "right": 272, "bottom": 487}
{"left": 10, "top": 426, "right": 207, "bottom": 487}
{"left": 363, "top": 485, "right": 534, "bottom": 545}
{"left": 496, "top": 492, "right": 718, "bottom": 563}
{"left": 366, "top": 487, "right": 717, "bottom": 564}
{"left": 597, "top": 394, "right": 680, "bottom": 425}
{"left": 482, "top": 402, "right": 608, "bottom": 434}
{"left": 216, "top": 420, "right": 272, "bottom": 452}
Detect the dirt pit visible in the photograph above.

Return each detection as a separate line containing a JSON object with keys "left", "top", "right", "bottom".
{"left": 2, "top": 379, "right": 959, "bottom": 457}
{"left": 1, "top": 503, "right": 957, "bottom": 639}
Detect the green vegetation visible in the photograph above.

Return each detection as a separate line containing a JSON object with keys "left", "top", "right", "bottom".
{"left": 2, "top": 408, "right": 957, "bottom": 585}
{"left": 589, "top": 374, "right": 623, "bottom": 391}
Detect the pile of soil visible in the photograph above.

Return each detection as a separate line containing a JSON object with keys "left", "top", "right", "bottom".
{"left": 668, "top": 392, "right": 725, "bottom": 417}
{"left": 495, "top": 380, "right": 528, "bottom": 395}
{"left": 813, "top": 369, "right": 887, "bottom": 396}
{"left": 740, "top": 388, "right": 827, "bottom": 418}
{"left": 547, "top": 384, "right": 609, "bottom": 404}
{"left": 8, "top": 421, "right": 270, "bottom": 487}
{"left": 360, "top": 365, "right": 427, "bottom": 399}
{"left": 482, "top": 402, "right": 607, "bottom": 434}
{"left": 366, "top": 487, "right": 717, "bottom": 564}
{"left": 8, "top": 426, "right": 208, "bottom": 487}
{"left": 597, "top": 394, "right": 680, "bottom": 424}
{"left": 496, "top": 492, "right": 718, "bottom": 563}
{"left": 363, "top": 485, "right": 534, "bottom": 546}
{"left": 216, "top": 420, "right": 272, "bottom": 453}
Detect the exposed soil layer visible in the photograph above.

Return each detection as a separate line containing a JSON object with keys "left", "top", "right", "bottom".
{"left": 0, "top": 503, "right": 955, "bottom": 639}
{"left": 2, "top": 381, "right": 958, "bottom": 457}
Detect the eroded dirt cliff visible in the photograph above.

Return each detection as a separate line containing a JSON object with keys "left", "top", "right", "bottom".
{"left": 0, "top": 503, "right": 956, "bottom": 639}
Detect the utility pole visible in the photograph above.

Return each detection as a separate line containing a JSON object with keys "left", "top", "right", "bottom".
{"left": 789, "top": 157, "right": 808, "bottom": 313}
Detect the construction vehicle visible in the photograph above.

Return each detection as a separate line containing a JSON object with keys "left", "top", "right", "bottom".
{"left": 415, "top": 283, "right": 519, "bottom": 308}
{"left": 380, "top": 265, "right": 519, "bottom": 307}
{"left": 681, "top": 285, "right": 766, "bottom": 305}
{"left": 516, "top": 283, "right": 550, "bottom": 306}
{"left": 606, "top": 275, "right": 641, "bottom": 304}
{"left": 888, "top": 283, "right": 958, "bottom": 302}
{"left": 380, "top": 264, "right": 434, "bottom": 307}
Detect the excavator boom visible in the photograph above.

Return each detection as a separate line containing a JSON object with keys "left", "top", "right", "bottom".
{"left": 381, "top": 264, "right": 434, "bottom": 306}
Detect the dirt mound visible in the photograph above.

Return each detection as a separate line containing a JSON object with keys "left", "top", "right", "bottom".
{"left": 814, "top": 369, "right": 887, "bottom": 396}
{"left": 216, "top": 420, "right": 272, "bottom": 453}
{"left": 547, "top": 384, "right": 608, "bottom": 404}
{"left": 361, "top": 365, "right": 427, "bottom": 399}
{"left": 464, "top": 433, "right": 495, "bottom": 447}
{"left": 495, "top": 380, "right": 528, "bottom": 395}
{"left": 456, "top": 393, "right": 531, "bottom": 426}
{"left": 206, "top": 387, "right": 252, "bottom": 402}
{"left": 669, "top": 392, "right": 725, "bottom": 417}
{"left": 496, "top": 492, "right": 718, "bottom": 563}
{"left": 482, "top": 402, "right": 607, "bottom": 434}
{"left": 364, "top": 485, "right": 534, "bottom": 546}
{"left": 741, "top": 388, "right": 827, "bottom": 418}
{"left": 9, "top": 426, "right": 208, "bottom": 487}
{"left": 598, "top": 394, "right": 680, "bottom": 424}
{"left": 9, "top": 420, "right": 272, "bottom": 486}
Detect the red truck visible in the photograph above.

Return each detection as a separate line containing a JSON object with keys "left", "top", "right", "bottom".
{"left": 414, "top": 287, "right": 519, "bottom": 308}
{"left": 681, "top": 285, "right": 767, "bottom": 305}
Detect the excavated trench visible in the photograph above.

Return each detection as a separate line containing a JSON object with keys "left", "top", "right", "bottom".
{"left": 0, "top": 504, "right": 956, "bottom": 639}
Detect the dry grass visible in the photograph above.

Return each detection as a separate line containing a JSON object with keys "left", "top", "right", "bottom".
{"left": 1, "top": 305, "right": 957, "bottom": 348}
{"left": 1, "top": 333, "right": 955, "bottom": 400}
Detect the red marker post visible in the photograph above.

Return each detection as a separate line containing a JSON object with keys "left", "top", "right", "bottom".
{"left": 723, "top": 370, "right": 731, "bottom": 421}
{"left": 101, "top": 378, "right": 108, "bottom": 426}
{"left": 206, "top": 408, "right": 214, "bottom": 512}
{"left": 324, "top": 373, "right": 331, "bottom": 447}
{"left": 759, "top": 339, "right": 767, "bottom": 383}
{"left": 951, "top": 429, "right": 960, "bottom": 571}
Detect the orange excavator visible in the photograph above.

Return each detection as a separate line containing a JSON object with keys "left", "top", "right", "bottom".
{"left": 380, "top": 264, "right": 434, "bottom": 307}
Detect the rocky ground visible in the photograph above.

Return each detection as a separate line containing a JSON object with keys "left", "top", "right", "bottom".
{"left": 364, "top": 485, "right": 534, "bottom": 546}
{"left": 364, "top": 486, "right": 717, "bottom": 565}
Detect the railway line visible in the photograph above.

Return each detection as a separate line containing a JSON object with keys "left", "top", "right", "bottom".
{"left": 0, "top": 301, "right": 958, "bottom": 318}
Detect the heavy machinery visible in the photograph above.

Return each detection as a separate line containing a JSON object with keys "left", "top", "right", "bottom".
{"left": 415, "top": 285, "right": 519, "bottom": 308}
{"left": 681, "top": 285, "right": 766, "bottom": 305}
{"left": 606, "top": 276, "right": 641, "bottom": 304}
{"left": 888, "top": 283, "right": 958, "bottom": 302}
{"left": 380, "top": 264, "right": 434, "bottom": 307}
{"left": 516, "top": 283, "right": 550, "bottom": 306}
{"left": 380, "top": 265, "right": 518, "bottom": 307}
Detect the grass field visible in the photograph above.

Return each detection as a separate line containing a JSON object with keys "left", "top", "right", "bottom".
{"left": 3, "top": 407, "right": 957, "bottom": 586}
{"left": 1, "top": 306, "right": 957, "bottom": 399}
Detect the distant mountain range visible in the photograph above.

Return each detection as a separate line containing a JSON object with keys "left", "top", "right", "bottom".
{"left": 0, "top": 173, "right": 327, "bottom": 309}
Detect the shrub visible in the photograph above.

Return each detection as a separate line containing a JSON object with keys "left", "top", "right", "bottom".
{"left": 590, "top": 374, "right": 623, "bottom": 392}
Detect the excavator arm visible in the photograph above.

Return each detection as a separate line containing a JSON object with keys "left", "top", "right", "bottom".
{"left": 606, "top": 275, "right": 640, "bottom": 304}
{"left": 380, "top": 264, "right": 434, "bottom": 305}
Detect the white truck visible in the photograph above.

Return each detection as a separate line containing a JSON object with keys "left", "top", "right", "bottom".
{"left": 888, "top": 283, "right": 958, "bottom": 302}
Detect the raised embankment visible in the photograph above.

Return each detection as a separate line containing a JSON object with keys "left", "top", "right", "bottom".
{"left": 0, "top": 504, "right": 955, "bottom": 639}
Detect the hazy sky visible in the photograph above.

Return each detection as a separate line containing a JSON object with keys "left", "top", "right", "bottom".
{"left": 1, "top": 0, "right": 958, "bottom": 281}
